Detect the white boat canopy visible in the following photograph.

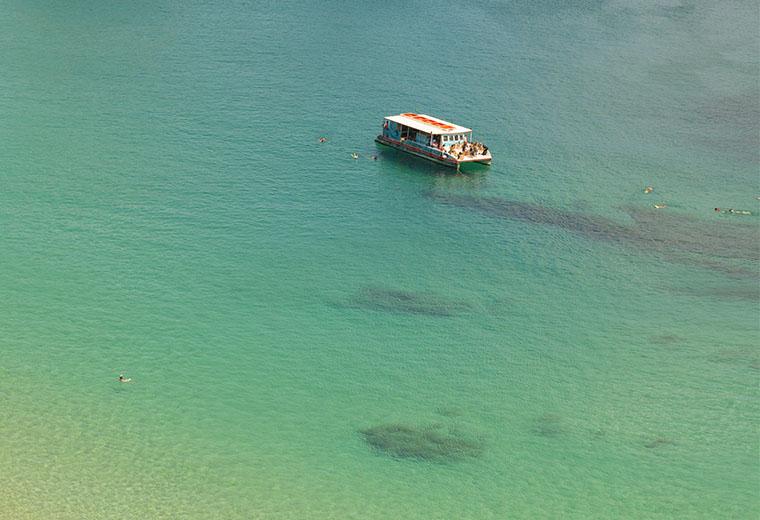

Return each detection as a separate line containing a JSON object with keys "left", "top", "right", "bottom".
{"left": 385, "top": 113, "right": 472, "bottom": 136}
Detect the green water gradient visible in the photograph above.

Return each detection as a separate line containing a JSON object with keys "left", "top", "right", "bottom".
{"left": 1, "top": 1, "right": 758, "bottom": 518}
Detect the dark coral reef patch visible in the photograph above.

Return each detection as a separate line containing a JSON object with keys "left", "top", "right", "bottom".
{"left": 532, "top": 413, "right": 564, "bottom": 437}
{"left": 644, "top": 437, "right": 675, "bottom": 449}
{"left": 429, "top": 193, "right": 759, "bottom": 280}
{"left": 359, "top": 423, "right": 483, "bottom": 461}
{"left": 349, "top": 287, "right": 471, "bottom": 317}
{"left": 648, "top": 334, "right": 685, "bottom": 346}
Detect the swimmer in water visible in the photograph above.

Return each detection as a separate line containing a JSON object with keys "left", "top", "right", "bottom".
{"left": 318, "top": 137, "right": 327, "bottom": 143}
{"left": 118, "top": 374, "right": 132, "bottom": 383}
{"left": 644, "top": 186, "right": 653, "bottom": 194}
{"left": 351, "top": 152, "right": 359, "bottom": 159}
{"left": 654, "top": 203, "right": 667, "bottom": 209}
{"left": 714, "top": 207, "right": 752, "bottom": 215}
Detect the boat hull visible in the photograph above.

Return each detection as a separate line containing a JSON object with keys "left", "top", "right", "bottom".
{"left": 375, "top": 135, "right": 490, "bottom": 168}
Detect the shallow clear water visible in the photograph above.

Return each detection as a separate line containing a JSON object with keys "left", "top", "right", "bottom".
{"left": 1, "top": 1, "right": 758, "bottom": 518}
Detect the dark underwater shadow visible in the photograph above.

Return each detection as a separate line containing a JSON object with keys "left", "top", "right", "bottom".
{"left": 342, "top": 286, "right": 473, "bottom": 317}
{"left": 642, "top": 436, "right": 676, "bottom": 450}
{"left": 648, "top": 334, "right": 686, "bottom": 346}
{"left": 359, "top": 423, "right": 484, "bottom": 462}
{"left": 531, "top": 413, "right": 564, "bottom": 438}
{"left": 428, "top": 192, "right": 759, "bottom": 281}
{"left": 711, "top": 347, "right": 760, "bottom": 372}
{"left": 669, "top": 284, "right": 760, "bottom": 302}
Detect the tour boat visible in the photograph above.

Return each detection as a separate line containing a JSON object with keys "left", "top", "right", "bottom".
{"left": 375, "top": 113, "right": 492, "bottom": 169}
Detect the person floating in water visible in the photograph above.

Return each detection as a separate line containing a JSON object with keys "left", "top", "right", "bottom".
{"left": 118, "top": 374, "right": 132, "bottom": 383}
{"left": 715, "top": 207, "right": 752, "bottom": 216}
{"left": 644, "top": 186, "right": 653, "bottom": 194}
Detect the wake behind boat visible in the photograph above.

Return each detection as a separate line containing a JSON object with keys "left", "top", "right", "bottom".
{"left": 375, "top": 113, "right": 492, "bottom": 169}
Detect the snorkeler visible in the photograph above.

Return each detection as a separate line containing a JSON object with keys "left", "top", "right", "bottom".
{"left": 715, "top": 207, "right": 752, "bottom": 216}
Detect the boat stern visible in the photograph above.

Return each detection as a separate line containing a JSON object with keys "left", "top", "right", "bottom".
{"left": 455, "top": 150, "right": 492, "bottom": 165}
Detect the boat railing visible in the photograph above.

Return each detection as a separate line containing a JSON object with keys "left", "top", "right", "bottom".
{"left": 393, "top": 133, "right": 489, "bottom": 160}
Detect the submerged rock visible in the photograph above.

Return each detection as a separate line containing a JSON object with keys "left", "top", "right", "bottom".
{"left": 359, "top": 423, "right": 483, "bottom": 461}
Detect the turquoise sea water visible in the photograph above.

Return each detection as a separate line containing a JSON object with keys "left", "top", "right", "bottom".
{"left": 1, "top": 1, "right": 758, "bottom": 518}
